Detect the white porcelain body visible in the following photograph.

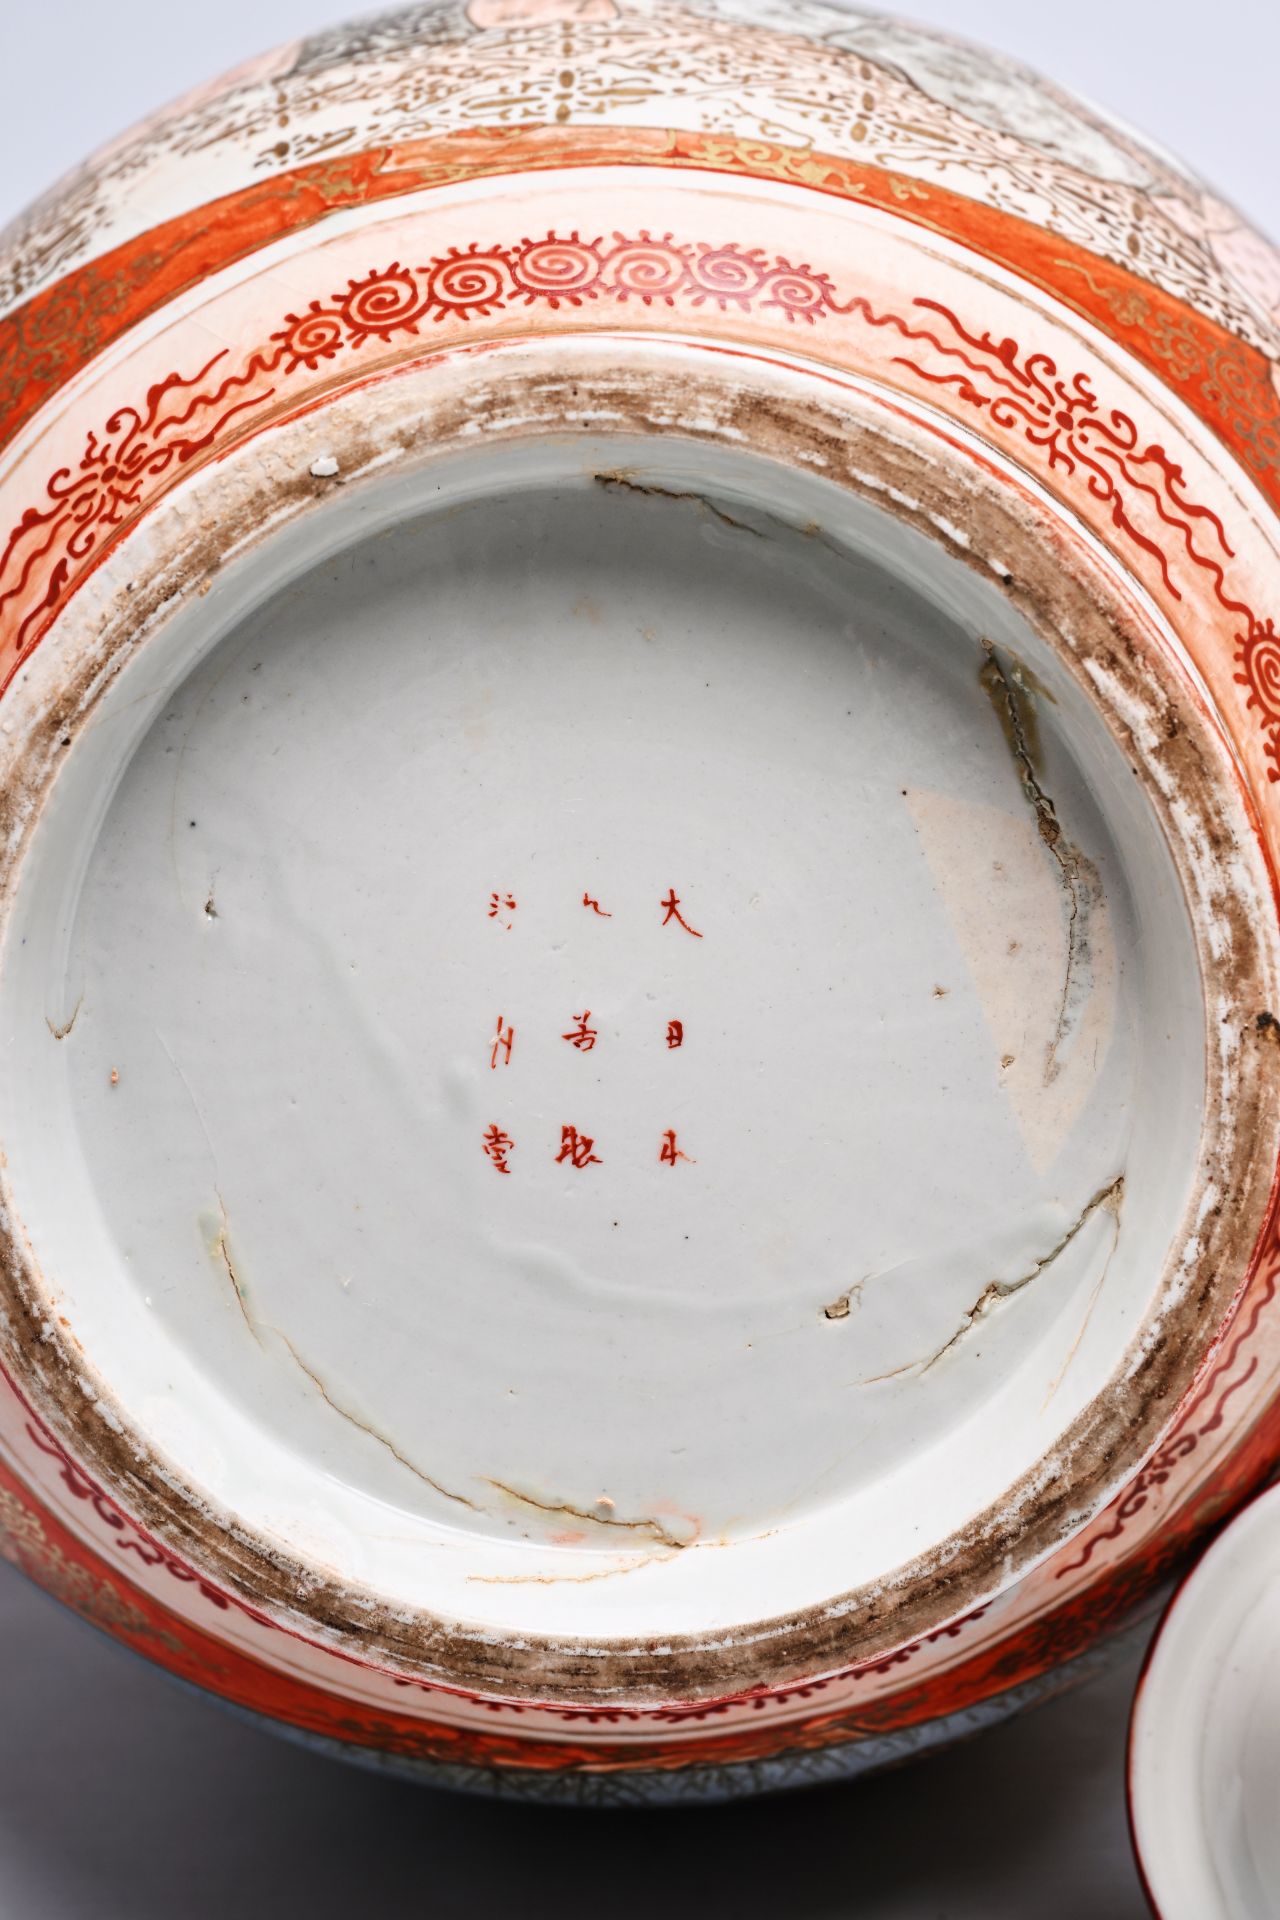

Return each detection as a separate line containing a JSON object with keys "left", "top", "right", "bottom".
{"left": 1131, "top": 1483, "right": 1280, "bottom": 1918}
{"left": 1, "top": 0, "right": 1279, "bottom": 1797}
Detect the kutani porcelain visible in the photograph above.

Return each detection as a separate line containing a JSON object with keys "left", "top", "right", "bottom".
{"left": 1130, "top": 1482, "right": 1280, "bottom": 1918}
{"left": 2, "top": 0, "right": 1280, "bottom": 1805}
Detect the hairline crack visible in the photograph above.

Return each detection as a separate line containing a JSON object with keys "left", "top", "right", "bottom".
{"left": 484, "top": 1478, "right": 690, "bottom": 1552}
{"left": 856, "top": 1172, "right": 1125, "bottom": 1383}
{"left": 980, "top": 638, "right": 1089, "bottom": 1082}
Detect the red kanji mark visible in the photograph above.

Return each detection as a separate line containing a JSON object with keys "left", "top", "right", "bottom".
{"left": 562, "top": 1010, "right": 598, "bottom": 1052}
{"left": 659, "top": 1129, "right": 694, "bottom": 1167}
{"left": 666, "top": 1019, "right": 684, "bottom": 1049}
{"left": 483, "top": 1124, "right": 514, "bottom": 1174}
{"left": 490, "top": 1016, "right": 514, "bottom": 1069}
{"left": 488, "top": 891, "right": 517, "bottom": 928}
{"left": 556, "top": 1125, "right": 602, "bottom": 1169}
{"left": 661, "top": 888, "right": 702, "bottom": 938}
{"left": 582, "top": 893, "right": 612, "bottom": 917}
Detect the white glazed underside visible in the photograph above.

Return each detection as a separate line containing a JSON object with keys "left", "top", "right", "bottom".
{"left": 0, "top": 406, "right": 1213, "bottom": 1644}
{"left": 1131, "top": 1484, "right": 1280, "bottom": 1919}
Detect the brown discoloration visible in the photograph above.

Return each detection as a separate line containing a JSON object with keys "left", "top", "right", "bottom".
{"left": 484, "top": 1480, "right": 691, "bottom": 1551}
{"left": 856, "top": 1176, "right": 1125, "bottom": 1382}
{"left": 593, "top": 470, "right": 763, "bottom": 537}
{"left": 978, "top": 642, "right": 1057, "bottom": 771}
{"left": 206, "top": 1199, "right": 260, "bottom": 1348}
{"left": 1042, "top": 1207, "right": 1126, "bottom": 1411}
{"left": 278, "top": 1334, "right": 484, "bottom": 1516}
{"left": 468, "top": 1553, "right": 679, "bottom": 1586}
{"left": 196, "top": 1179, "right": 484, "bottom": 1516}
{"left": 980, "top": 638, "right": 1097, "bottom": 1082}
{"left": 822, "top": 1281, "right": 863, "bottom": 1322}
{"left": 924, "top": 1171, "right": 1125, "bottom": 1369}
{"left": 0, "top": 349, "right": 1275, "bottom": 1705}
{"left": 44, "top": 993, "right": 83, "bottom": 1041}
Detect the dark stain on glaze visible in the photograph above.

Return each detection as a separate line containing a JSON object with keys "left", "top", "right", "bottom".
{"left": 0, "top": 357, "right": 1274, "bottom": 1706}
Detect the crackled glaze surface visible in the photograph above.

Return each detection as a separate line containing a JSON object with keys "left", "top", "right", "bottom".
{"left": 2, "top": 0, "right": 1280, "bottom": 1799}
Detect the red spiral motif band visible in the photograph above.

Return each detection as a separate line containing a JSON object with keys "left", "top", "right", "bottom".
{"left": 338, "top": 262, "right": 435, "bottom": 340}
{"left": 2, "top": 230, "right": 1278, "bottom": 781}
{"left": 422, "top": 247, "right": 512, "bottom": 319}
{"left": 686, "top": 246, "right": 771, "bottom": 304}
{"left": 512, "top": 234, "right": 606, "bottom": 302}
{"left": 599, "top": 235, "right": 693, "bottom": 301}
{"left": 1237, "top": 619, "right": 1280, "bottom": 728}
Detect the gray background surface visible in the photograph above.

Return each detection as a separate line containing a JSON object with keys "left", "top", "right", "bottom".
{"left": 0, "top": 1564, "right": 1149, "bottom": 1918}
{"left": 1, "top": 1, "right": 1276, "bottom": 1913}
